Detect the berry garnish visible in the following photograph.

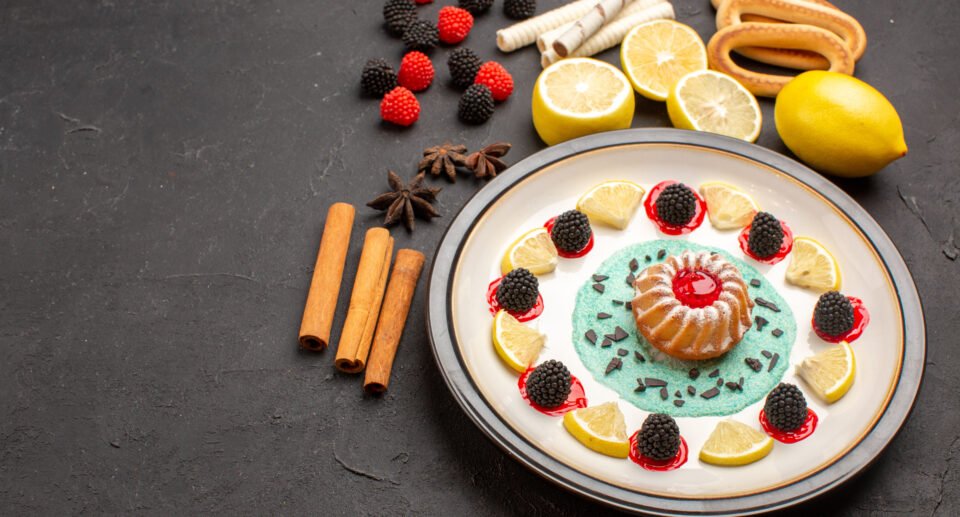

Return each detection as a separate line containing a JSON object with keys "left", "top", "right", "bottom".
{"left": 448, "top": 47, "right": 482, "bottom": 89}
{"left": 504, "top": 0, "right": 536, "bottom": 19}
{"left": 398, "top": 51, "right": 434, "bottom": 92}
{"left": 496, "top": 267, "right": 539, "bottom": 313}
{"left": 525, "top": 360, "right": 573, "bottom": 408}
{"left": 402, "top": 19, "right": 439, "bottom": 51}
{"left": 458, "top": 0, "right": 493, "bottom": 15}
{"left": 379, "top": 86, "right": 420, "bottom": 126}
{"left": 763, "top": 383, "right": 807, "bottom": 432}
{"left": 474, "top": 61, "right": 514, "bottom": 102}
{"left": 383, "top": 0, "right": 416, "bottom": 36}
{"left": 360, "top": 58, "right": 397, "bottom": 98}
{"left": 437, "top": 6, "right": 474, "bottom": 44}
{"left": 655, "top": 183, "right": 698, "bottom": 227}
{"left": 747, "top": 211, "right": 784, "bottom": 258}
{"left": 637, "top": 413, "right": 681, "bottom": 462}
{"left": 458, "top": 84, "right": 495, "bottom": 124}
{"left": 813, "top": 291, "right": 855, "bottom": 337}
{"left": 549, "top": 210, "right": 592, "bottom": 254}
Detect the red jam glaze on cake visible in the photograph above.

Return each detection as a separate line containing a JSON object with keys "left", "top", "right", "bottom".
{"left": 672, "top": 268, "right": 723, "bottom": 308}
{"left": 643, "top": 180, "right": 706, "bottom": 235}
{"left": 759, "top": 408, "right": 818, "bottom": 443}
{"left": 518, "top": 367, "right": 587, "bottom": 416}
{"left": 812, "top": 296, "right": 870, "bottom": 343}
{"left": 738, "top": 220, "right": 794, "bottom": 265}
{"left": 486, "top": 276, "right": 544, "bottom": 322}
{"left": 628, "top": 432, "right": 688, "bottom": 471}
{"left": 544, "top": 216, "right": 594, "bottom": 258}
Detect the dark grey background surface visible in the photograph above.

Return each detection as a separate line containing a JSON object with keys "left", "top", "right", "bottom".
{"left": 0, "top": 0, "right": 956, "bottom": 515}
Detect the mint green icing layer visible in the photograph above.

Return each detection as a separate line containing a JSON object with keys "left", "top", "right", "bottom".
{"left": 572, "top": 240, "right": 796, "bottom": 417}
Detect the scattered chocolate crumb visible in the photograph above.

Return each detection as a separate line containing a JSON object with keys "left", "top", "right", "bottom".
{"left": 629, "top": 258, "right": 639, "bottom": 271}
{"left": 626, "top": 273, "right": 636, "bottom": 286}
{"left": 689, "top": 368, "right": 700, "bottom": 380}
{"left": 597, "top": 312, "right": 612, "bottom": 320}
{"left": 772, "top": 328, "right": 784, "bottom": 338}
{"left": 634, "top": 384, "right": 646, "bottom": 392}
{"left": 755, "top": 297, "right": 781, "bottom": 312}
{"left": 709, "top": 369, "right": 720, "bottom": 378}
{"left": 768, "top": 353, "right": 780, "bottom": 372}
{"left": 612, "top": 326, "right": 629, "bottom": 341}
{"left": 601, "top": 338, "right": 612, "bottom": 348}
{"left": 726, "top": 381, "right": 739, "bottom": 391}
{"left": 738, "top": 376, "right": 744, "bottom": 389}
{"left": 674, "top": 400, "right": 685, "bottom": 407}
{"left": 674, "top": 390, "right": 682, "bottom": 398}
{"left": 660, "top": 387, "right": 669, "bottom": 400}
{"left": 700, "top": 387, "right": 720, "bottom": 399}
{"left": 750, "top": 278, "right": 762, "bottom": 288}
{"left": 755, "top": 315, "right": 769, "bottom": 331}
{"left": 644, "top": 255, "right": 651, "bottom": 262}
{"left": 612, "top": 299, "right": 624, "bottom": 306}
{"left": 585, "top": 329, "right": 597, "bottom": 344}
{"left": 617, "top": 348, "right": 628, "bottom": 357}
{"left": 687, "top": 385, "right": 696, "bottom": 396}
{"left": 717, "top": 378, "right": 724, "bottom": 387}
{"left": 645, "top": 378, "right": 667, "bottom": 387}
{"left": 657, "top": 249, "right": 666, "bottom": 260}
{"left": 593, "top": 283, "right": 605, "bottom": 294}
{"left": 625, "top": 301, "right": 633, "bottom": 310}
{"left": 605, "top": 357, "right": 623, "bottom": 374}
{"left": 745, "top": 358, "right": 763, "bottom": 372}
{"left": 634, "top": 351, "right": 645, "bottom": 362}
{"left": 761, "top": 350, "right": 773, "bottom": 359}
{"left": 593, "top": 274, "right": 608, "bottom": 282}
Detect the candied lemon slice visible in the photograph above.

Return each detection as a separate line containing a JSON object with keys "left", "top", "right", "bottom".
{"left": 491, "top": 310, "right": 545, "bottom": 373}
{"left": 575, "top": 180, "right": 645, "bottom": 230}
{"left": 500, "top": 227, "right": 558, "bottom": 276}
{"left": 562, "top": 402, "right": 630, "bottom": 458}
{"left": 785, "top": 237, "right": 842, "bottom": 291}
{"left": 797, "top": 341, "right": 856, "bottom": 403}
{"left": 699, "top": 420, "right": 774, "bottom": 466}
{"left": 620, "top": 20, "right": 708, "bottom": 101}
{"left": 667, "top": 70, "right": 763, "bottom": 142}
{"left": 699, "top": 181, "right": 759, "bottom": 230}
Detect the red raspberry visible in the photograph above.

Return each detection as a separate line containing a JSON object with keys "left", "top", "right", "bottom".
{"left": 474, "top": 61, "right": 514, "bottom": 102}
{"left": 437, "top": 6, "right": 474, "bottom": 45}
{"left": 398, "top": 51, "right": 435, "bottom": 92}
{"left": 380, "top": 86, "right": 420, "bottom": 126}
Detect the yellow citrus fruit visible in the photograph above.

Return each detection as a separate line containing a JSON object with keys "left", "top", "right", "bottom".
{"left": 668, "top": 70, "right": 762, "bottom": 142}
{"left": 500, "top": 227, "right": 558, "bottom": 276}
{"left": 491, "top": 310, "right": 545, "bottom": 373}
{"left": 785, "top": 237, "right": 842, "bottom": 291}
{"left": 562, "top": 402, "right": 630, "bottom": 458}
{"left": 797, "top": 341, "right": 856, "bottom": 403}
{"left": 699, "top": 181, "right": 759, "bottom": 230}
{"left": 620, "top": 20, "right": 707, "bottom": 101}
{"left": 699, "top": 420, "right": 774, "bottom": 466}
{"left": 532, "top": 58, "right": 635, "bottom": 146}
{"left": 575, "top": 180, "right": 645, "bottom": 230}
{"left": 775, "top": 71, "right": 908, "bottom": 178}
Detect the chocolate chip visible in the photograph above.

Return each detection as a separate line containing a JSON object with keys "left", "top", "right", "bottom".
{"left": 612, "top": 326, "right": 629, "bottom": 341}
{"left": 593, "top": 283, "right": 605, "bottom": 294}
{"left": 761, "top": 350, "right": 773, "bottom": 359}
{"left": 750, "top": 278, "right": 762, "bottom": 288}
{"left": 605, "top": 357, "right": 622, "bottom": 374}
{"left": 709, "top": 369, "right": 720, "bottom": 378}
{"left": 700, "top": 387, "right": 720, "bottom": 399}
{"left": 689, "top": 368, "right": 700, "bottom": 380}
{"left": 626, "top": 273, "right": 636, "bottom": 286}
{"left": 755, "top": 297, "right": 781, "bottom": 312}
{"left": 585, "top": 329, "right": 597, "bottom": 344}
{"left": 624, "top": 301, "right": 633, "bottom": 310}
{"left": 660, "top": 387, "right": 668, "bottom": 400}
{"left": 745, "top": 358, "right": 763, "bottom": 372}
{"left": 755, "top": 315, "right": 769, "bottom": 332}
{"left": 592, "top": 274, "right": 608, "bottom": 282}
{"left": 617, "top": 348, "right": 628, "bottom": 357}
{"left": 768, "top": 353, "right": 779, "bottom": 372}
{"left": 738, "top": 376, "right": 744, "bottom": 389}
{"left": 717, "top": 378, "right": 724, "bottom": 387}
{"left": 657, "top": 249, "right": 666, "bottom": 260}
{"left": 629, "top": 258, "right": 639, "bottom": 271}
{"left": 597, "top": 312, "right": 612, "bottom": 320}
{"left": 634, "top": 351, "right": 645, "bottom": 362}
{"left": 772, "top": 328, "right": 784, "bottom": 338}
{"left": 611, "top": 299, "right": 624, "bottom": 306}
{"left": 687, "top": 385, "right": 696, "bottom": 396}
{"left": 634, "top": 384, "right": 646, "bottom": 392}
{"left": 726, "top": 381, "right": 740, "bottom": 391}
{"left": 673, "top": 400, "right": 685, "bottom": 407}
{"left": 674, "top": 390, "right": 682, "bottom": 398}
{"left": 645, "top": 255, "right": 651, "bottom": 262}
{"left": 644, "top": 378, "right": 667, "bottom": 387}
{"left": 601, "top": 338, "right": 612, "bottom": 348}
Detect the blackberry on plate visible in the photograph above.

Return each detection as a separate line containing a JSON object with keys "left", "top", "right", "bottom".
{"left": 360, "top": 58, "right": 397, "bottom": 97}
{"left": 496, "top": 267, "right": 539, "bottom": 313}
{"left": 813, "top": 291, "right": 855, "bottom": 337}
{"left": 458, "top": 0, "right": 494, "bottom": 15}
{"left": 747, "top": 211, "right": 784, "bottom": 258}
{"left": 550, "top": 209, "right": 592, "bottom": 253}
{"left": 448, "top": 48, "right": 482, "bottom": 89}
{"left": 504, "top": 0, "right": 536, "bottom": 19}
{"left": 637, "top": 413, "right": 681, "bottom": 461}
{"left": 764, "top": 383, "right": 808, "bottom": 432}
{"left": 458, "top": 84, "right": 495, "bottom": 124}
{"left": 655, "top": 183, "right": 697, "bottom": 226}
{"left": 526, "top": 360, "right": 572, "bottom": 408}
{"left": 383, "top": 0, "right": 416, "bottom": 36}
{"left": 402, "top": 19, "right": 439, "bottom": 51}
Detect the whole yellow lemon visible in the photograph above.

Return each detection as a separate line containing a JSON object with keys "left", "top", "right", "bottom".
{"left": 775, "top": 71, "right": 907, "bottom": 178}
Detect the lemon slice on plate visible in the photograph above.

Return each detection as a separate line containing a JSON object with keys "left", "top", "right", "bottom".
{"left": 699, "top": 181, "right": 759, "bottom": 230}
{"left": 575, "top": 180, "right": 646, "bottom": 230}
{"left": 785, "top": 237, "right": 842, "bottom": 291}
{"left": 667, "top": 70, "right": 763, "bottom": 142}
{"left": 797, "top": 341, "right": 856, "bottom": 403}
{"left": 620, "top": 20, "right": 708, "bottom": 101}
{"left": 699, "top": 420, "right": 774, "bottom": 466}
{"left": 562, "top": 402, "right": 630, "bottom": 458}
{"left": 491, "top": 310, "right": 545, "bottom": 373}
{"left": 532, "top": 58, "right": 635, "bottom": 146}
{"left": 500, "top": 227, "right": 558, "bottom": 276}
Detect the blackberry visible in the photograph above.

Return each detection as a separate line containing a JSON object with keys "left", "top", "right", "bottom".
{"left": 550, "top": 209, "right": 592, "bottom": 253}
{"left": 504, "top": 0, "right": 536, "bottom": 19}
{"left": 525, "top": 360, "right": 572, "bottom": 408}
{"left": 458, "top": 0, "right": 494, "bottom": 15}
{"left": 448, "top": 48, "right": 482, "bottom": 89}
{"left": 747, "top": 211, "right": 784, "bottom": 258}
{"left": 813, "top": 291, "right": 855, "bottom": 337}
{"left": 458, "top": 84, "right": 494, "bottom": 124}
{"left": 655, "top": 183, "right": 697, "bottom": 226}
{"left": 383, "top": 0, "right": 416, "bottom": 36}
{"left": 637, "top": 413, "right": 681, "bottom": 461}
{"left": 496, "top": 267, "right": 539, "bottom": 313}
{"left": 764, "top": 383, "right": 808, "bottom": 432}
{"left": 402, "top": 19, "right": 439, "bottom": 51}
{"left": 360, "top": 58, "right": 397, "bottom": 98}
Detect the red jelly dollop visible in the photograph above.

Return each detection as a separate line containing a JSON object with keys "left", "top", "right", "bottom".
{"left": 486, "top": 276, "right": 544, "bottom": 322}
{"left": 518, "top": 367, "right": 587, "bottom": 416}
{"left": 759, "top": 408, "right": 818, "bottom": 444}
{"left": 672, "top": 268, "right": 722, "bottom": 308}
{"left": 628, "top": 432, "right": 688, "bottom": 471}
{"left": 738, "top": 220, "right": 794, "bottom": 265}
{"left": 812, "top": 296, "right": 870, "bottom": 344}
{"left": 643, "top": 180, "right": 706, "bottom": 235}
{"left": 544, "top": 216, "right": 594, "bottom": 258}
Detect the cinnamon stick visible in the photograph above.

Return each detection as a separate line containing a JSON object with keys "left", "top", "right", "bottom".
{"left": 335, "top": 227, "right": 394, "bottom": 373}
{"left": 298, "top": 202, "right": 355, "bottom": 351}
{"left": 363, "top": 249, "right": 425, "bottom": 394}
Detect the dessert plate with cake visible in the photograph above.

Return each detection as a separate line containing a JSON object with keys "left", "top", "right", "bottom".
{"left": 426, "top": 129, "right": 924, "bottom": 515}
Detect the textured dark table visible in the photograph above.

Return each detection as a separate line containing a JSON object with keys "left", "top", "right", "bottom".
{"left": 1, "top": 0, "right": 956, "bottom": 514}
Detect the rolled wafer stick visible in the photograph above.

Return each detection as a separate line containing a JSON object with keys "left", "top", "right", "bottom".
{"left": 298, "top": 202, "right": 355, "bottom": 351}
{"left": 335, "top": 227, "right": 394, "bottom": 373}
{"left": 363, "top": 249, "right": 425, "bottom": 394}
{"left": 497, "top": 0, "right": 597, "bottom": 52}
{"left": 553, "top": 0, "right": 630, "bottom": 57}
{"left": 537, "top": 0, "right": 663, "bottom": 52}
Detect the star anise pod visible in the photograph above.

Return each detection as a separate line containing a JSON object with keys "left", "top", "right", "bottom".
{"left": 465, "top": 142, "right": 511, "bottom": 179}
{"left": 367, "top": 170, "right": 441, "bottom": 231}
{"left": 419, "top": 142, "right": 468, "bottom": 182}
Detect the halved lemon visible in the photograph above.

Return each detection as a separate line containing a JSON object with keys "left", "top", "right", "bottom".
{"left": 699, "top": 181, "right": 759, "bottom": 230}
{"left": 500, "top": 227, "right": 558, "bottom": 276}
{"left": 575, "top": 180, "right": 645, "bottom": 230}
{"left": 699, "top": 420, "right": 774, "bottom": 466}
{"left": 785, "top": 237, "right": 842, "bottom": 291}
{"left": 797, "top": 341, "right": 856, "bottom": 403}
{"left": 532, "top": 58, "right": 635, "bottom": 146}
{"left": 492, "top": 310, "right": 545, "bottom": 373}
{"left": 620, "top": 20, "right": 708, "bottom": 101}
{"left": 667, "top": 70, "right": 762, "bottom": 142}
{"left": 562, "top": 402, "right": 630, "bottom": 458}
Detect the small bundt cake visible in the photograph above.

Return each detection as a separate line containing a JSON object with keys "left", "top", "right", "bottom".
{"left": 632, "top": 251, "right": 754, "bottom": 360}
